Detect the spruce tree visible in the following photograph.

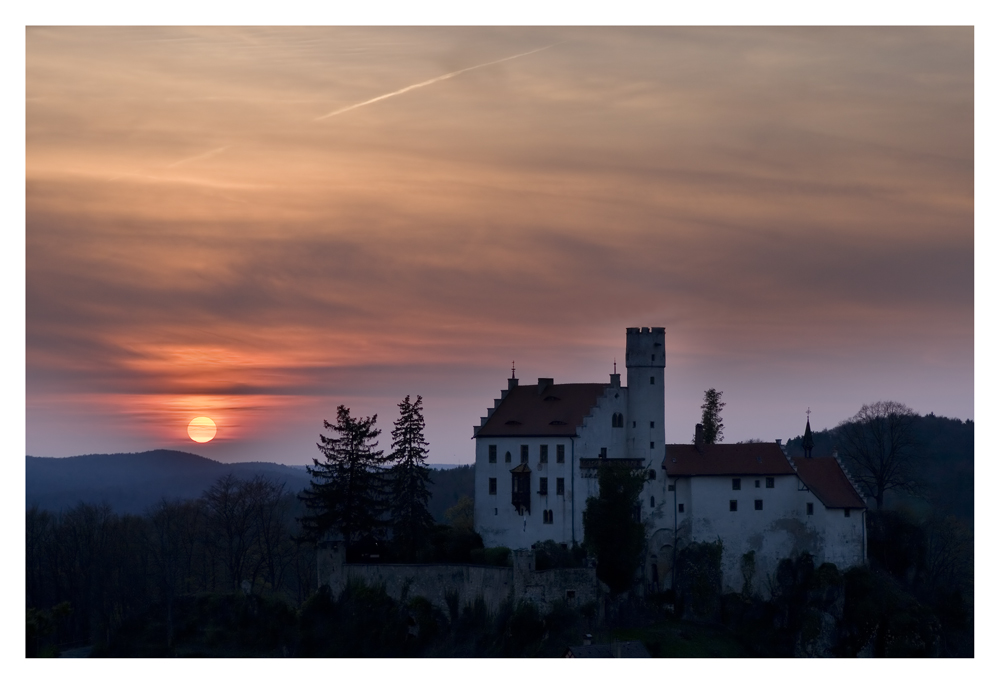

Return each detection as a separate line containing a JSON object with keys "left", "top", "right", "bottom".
{"left": 298, "top": 405, "right": 389, "bottom": 548}
{"left": 700, "top": 388, "right": 725, "bottom": 444}
{"left": 388, "top": 395, "right": 435, "bottom": 561}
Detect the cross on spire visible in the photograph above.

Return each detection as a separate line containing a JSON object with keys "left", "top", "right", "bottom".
{"left": 806, "top": 407, "right": 812, "bottom": 420}
{"left": 511, "top": 360, "right": 515, "bottom": 379}
{"left": 614, "top": 358, "right": 617, "bottom": 374}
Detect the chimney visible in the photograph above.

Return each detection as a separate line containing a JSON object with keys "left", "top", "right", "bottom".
{"left": 695, "top": 423, "right": 704, "bottom": 452}
{"left": 537, "top": 377, "right": 554, "bottom": 394}
{"left": 610, "top": 373, "right": 621, "bottom": 388}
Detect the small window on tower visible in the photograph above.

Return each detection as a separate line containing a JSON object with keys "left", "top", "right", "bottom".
{"left": 650, "top": 441, "right": 655, "bottom": 449}
{"left": 648, "top": 469, "right": 656, "bottom": 481}
{"left": 556, "top": 444, "right": 565, "bottom": 463}
{"left": 489, "top": 478, "right": 497, "bottom": 495}
{"left": 650, "top": 376, "right": 655, "bottom": 385}
{"left": 730, "top": 500, "right": 738, "bottom": 512}
{"left": 651, "top": 354, "right": 655, "bottom": 362}
{"left": 489, "top": 445, "right": 497, "bottom": 463}
{"left": 650, "top": 496, "right": 655, "bottom": 508}
{"left": 678, "top": 503, "right": 685, "bottom": 513}
{"left": 633, "top": 421, "right": 636, "bottom": 428}
{"left": 807, "top": 502, "right": 814, "bottom": 515}
{"left": 650, "top": 421, "right": 655, "bottom": 428}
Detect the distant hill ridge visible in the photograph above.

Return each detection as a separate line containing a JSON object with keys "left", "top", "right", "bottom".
{"left": 26, "top": 450, "right": 476, "bottom": 521}
{"left": 26, "top": 450, "right": 314, "bottom": 515}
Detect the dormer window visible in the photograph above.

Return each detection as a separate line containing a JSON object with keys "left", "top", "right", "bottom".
{"left": 505, "top": 420, "right": 522, "bottom": 426}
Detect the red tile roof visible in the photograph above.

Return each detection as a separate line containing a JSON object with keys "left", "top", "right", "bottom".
{"left": 476, "top": 382, "right": 608, "bottom": 437}
{"left": 662, "top": 442, "right": 795, "bottom": 476}
{"left": 792, "top": 456, "right": 866, "bottom": 509}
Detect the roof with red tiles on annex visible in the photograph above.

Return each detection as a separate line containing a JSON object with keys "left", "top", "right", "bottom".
{"left": 792, "top": 456, "right": 866, "bottom": 509}
{"left": 662, "top": 442, "right": 796, "bottom": 477}
{"left": 475, "top": 380, "right": 609, "bottom": 438}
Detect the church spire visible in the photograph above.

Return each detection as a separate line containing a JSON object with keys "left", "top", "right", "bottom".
{"left": 802, "top": 408, "right": 814, "bottom": 458}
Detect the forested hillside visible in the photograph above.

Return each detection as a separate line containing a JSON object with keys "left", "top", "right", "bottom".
{"left": 784, "top": 414, "right": 973, "bottom": 523}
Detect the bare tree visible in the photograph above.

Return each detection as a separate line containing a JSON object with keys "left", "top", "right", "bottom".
{"left": 836, "top": 400, "right": 920, "bottom": 510}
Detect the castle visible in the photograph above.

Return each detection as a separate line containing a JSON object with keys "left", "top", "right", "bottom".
{"left": 473, "top": 327, "right": 867, "bottom": 595}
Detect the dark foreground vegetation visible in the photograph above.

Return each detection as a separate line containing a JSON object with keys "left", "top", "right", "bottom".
{"left": 26, "top": 409, "right": 971, "bottom": 657}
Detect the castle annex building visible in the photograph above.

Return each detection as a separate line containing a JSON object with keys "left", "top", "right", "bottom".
{"left": 473, "top": 327, "right": 867, "bottom": 595}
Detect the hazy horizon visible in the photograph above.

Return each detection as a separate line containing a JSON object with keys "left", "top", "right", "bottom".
{"left": 26, "top": 27, "right": 973, "bottom": 465}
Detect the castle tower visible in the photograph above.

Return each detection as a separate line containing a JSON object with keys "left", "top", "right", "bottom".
{"left": 625, "top": 327, "right": 666, "bottom": 464}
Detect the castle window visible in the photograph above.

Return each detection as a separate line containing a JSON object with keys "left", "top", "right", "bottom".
{"left": 633, "top": 421, "right": 636, "bottom": 428}
{"left": 755, "top": 479, "right": 760, "bottom": 488}
{"left": 540, "top": 445, "right": 548, "bottom": 463}
{"left": 650, "top": 441, "right": 655, "bottom": 449}
{"left": 495, "top": 508, "right": 498, "bottom": 515}
{"left": 543, "top": 510, "right": 553, "bottom": 524}
{"left": 650, "top": 421, "right": 655, "bottom": 428}
{"left": 539, "top": 477, "right": 548, "bottom": 495}
{"left": 612, "top": 413, "right": 624, "bottom": 428}
{"left": 754, "top": 499, "right": 763, "bottom": 511}
{"left": 650, "top": 376, "right": 655, "bottom": 385}
{"left": 505, "top": 451, "right": 512, "bottom": 463}
{"left": 844, "top": 509, "right": 851, "bottom": 518}
{"left": 651, "top": 354, "right": 655, "bottom": 362}
{"left": 678, "top": 503, "right": 685, "bottom": 513}
{"left": 556, "top": 478, "right": 565, "bottom": 495}
{"left": 732, "top": 478, "right": 741, "bottom": 491}
{"left": 766, "top": 477, "right": 775, "bottom": 489}
{"left": 489, "top": 478, "right": 497, "bottom": 495}
{"left": 600, "top": 447, "right": 607, "bottom": 458}
{"left": 489, "top": 445, "right": 497, "bottom": 463}
{"left": 520, "top": 445, "right": 529, "bottom": 464}
{"left": 730, "top": 500, "right": 738, "bottom": 512}
{"left": 556, "top": 444, "right": 565, "bottom": 463}
{"left": 650, "top": 496, "right": 655, "bottom": 508}
{"left": 807, "top": 502, "right": 814, "bottom": 515}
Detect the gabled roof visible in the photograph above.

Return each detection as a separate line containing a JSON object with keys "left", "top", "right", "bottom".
{"left": 476, "top": 383, "right": 608, "bottom": 437}
{"left": 662, "top": 442, "right": 795, "bottom": 476}
{"left": 792, "top": 456, "right": 866, "bottom": 509}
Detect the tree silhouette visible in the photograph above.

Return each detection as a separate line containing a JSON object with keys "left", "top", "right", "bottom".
{"left": 388, "top": 395, "right": 435, "bottom": 561}
{"left": 582, "top": 461, "right": 647, "bottom": 594}
{"left": 700, "top": 388, "right": 725, "bottom": 444}
{"left": 836, "top": 400, "right": 919, "bottom": 510}
{"left": 299, "top": 405, "right": 389, "bottom": 549}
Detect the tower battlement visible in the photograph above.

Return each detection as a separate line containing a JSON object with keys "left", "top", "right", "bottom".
{"left": 625, "top": 326, "right": 666, "bottom": 368}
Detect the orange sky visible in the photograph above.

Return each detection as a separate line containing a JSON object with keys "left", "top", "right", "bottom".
{"left": 25, "top": 27, "right": 974, "bottom": 464}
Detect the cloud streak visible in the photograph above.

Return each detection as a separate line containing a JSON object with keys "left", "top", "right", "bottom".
{"left": 314, "top": 44, "right": 557, "bottom": 121}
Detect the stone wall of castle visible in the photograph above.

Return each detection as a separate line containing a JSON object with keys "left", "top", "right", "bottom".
{"left": 317, "top": 543, "right": 600, "bottom": 615}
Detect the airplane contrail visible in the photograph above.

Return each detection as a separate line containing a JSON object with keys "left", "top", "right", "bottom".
{"left": 315, "top": 44, "right": 557, "bottom": 122}
{"left": 166, "top": 146, "right": 230, "bottom": 168}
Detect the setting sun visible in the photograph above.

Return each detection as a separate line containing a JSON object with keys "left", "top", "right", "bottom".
{"left": 187, "top": 416, "right": 217, "bottom": 443}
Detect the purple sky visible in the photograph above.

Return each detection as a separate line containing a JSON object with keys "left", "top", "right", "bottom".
{"left": 25, "top": 27, "right": 973, "bottom": 465}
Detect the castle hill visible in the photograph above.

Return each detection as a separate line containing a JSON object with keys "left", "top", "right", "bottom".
{"left": 24, "top": 25, "right": 974, "bottom": 662}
